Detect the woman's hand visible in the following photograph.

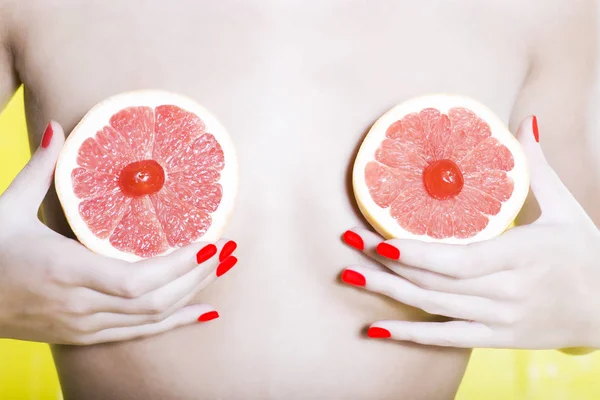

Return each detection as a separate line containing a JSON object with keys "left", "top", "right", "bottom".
{"left": 341, "top": 116, "right": 600, "bottom": 350}
{"left": 0, "top": 122, "right": 238, "bottom": 345}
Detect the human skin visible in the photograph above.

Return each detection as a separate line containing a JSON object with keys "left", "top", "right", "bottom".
{"left": 0, "top": 0, "right": 597, "bottom": 399}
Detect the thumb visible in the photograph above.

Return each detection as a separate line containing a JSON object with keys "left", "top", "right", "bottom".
{"left": 516, "top": 115, "right": 578, "bottom": 222}
{"left": 3, "top": 121, "right": 66, "bottom": 212}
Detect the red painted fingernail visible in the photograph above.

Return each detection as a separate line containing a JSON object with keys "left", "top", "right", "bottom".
{"left": 343, "top": 230, "right": 364, "bottom": 251}
{"left": 198, "top": 311, "right": 219, "bottom": 322}
{"left": 41, "top": 123, "right": 53, "bottom": 149}
{"left": 532, "top": 116, "right": 539, "bottom": 143}
{"left": 216, "top": 256, "right": 238, "bottom": 277}
{"left": 219, "top": 240, "right": 237, "bottom": 262}
{"left": 196, "top": 244, "right": 217, "bottom": 264}
{"left": 376, "top": 242, "right": 400, "bottom": 260}
{"left": 341, "top": 269, "right": 366, "bottom": 287}
{"left": 368, "top": 327, "right": 391, "bottom": 339}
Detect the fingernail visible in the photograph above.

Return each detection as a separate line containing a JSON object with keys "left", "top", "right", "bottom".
{"left": 41, "top": 122, "right": 53, "bottom": 149}
{"left": 198, "top": 310, "right": 219, "bottom": 322}
{"left": 341, "top": 269, "right": 366, "bottom": 287}
{"left": 532, "top": 116, "right": 539, "bottom": 143}
{"left": 196, "top": 244, "right": 217, "bottom": 264}
{"left": 368, "top": 327, "right": 391, "bottom": 339}
{"left": 376, "top": 242, "right": 400, "bottom": 260}
{"left": 219, "top": 240, "right": 237, "bottom": 262}
{"left": 343, "top": 230, "right": 364, "bottom": 251}
{"left": 216, "top": 256, "right": 238, "bottom": 277}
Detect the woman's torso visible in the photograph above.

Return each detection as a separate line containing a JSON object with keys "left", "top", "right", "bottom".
{"left": 9, "top": 1, "right": 538, "bottom": 398}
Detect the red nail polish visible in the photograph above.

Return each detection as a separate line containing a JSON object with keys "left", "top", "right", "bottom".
{"left": 532, "top": 116, "right": 539, "bottom": 143}
{"left": 41, "top": 123, "right": 53, "bottom": 149}
{"left": 368, "top": 327, "right": 391, "bottom": 339}
{"left": 219, "top": 240, "right": 237, "bottom": 262}
{"left": 341, "top": 269, "right": 366, "bottom": 287}
{"left": 376, "top": 242, "right": 400, "bottom": 260}
{"left": 196, "top": 244, "right": 217, "bottom": 264}
{"left": 198, "top": 311, "right": 219, "bottom": 322}
{"left": 216, "top": 256, "right": 237, "bottom": 277}
{"left": 343, "top": 230, "right": 364, "bottom": 251}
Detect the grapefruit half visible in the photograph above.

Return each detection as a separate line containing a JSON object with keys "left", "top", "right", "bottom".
{"left": 55, "top": 90, "right": 238, "bottom": 262}
{"left": 353, "top": 94, "right": 529, "bottom": 243}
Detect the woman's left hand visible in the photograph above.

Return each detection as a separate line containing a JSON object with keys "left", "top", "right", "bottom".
{"left": 341, "top": 117, "right": 600, "bottom": 349}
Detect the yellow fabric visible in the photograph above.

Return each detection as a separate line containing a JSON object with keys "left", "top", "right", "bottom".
{"left": 2, "top": 88, "right": 600, "bottom": 399}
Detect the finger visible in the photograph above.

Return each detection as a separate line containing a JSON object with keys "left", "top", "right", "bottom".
{"left": 77, "top": 304, "right": 218, "bottom": 345}
{"left": 84, "top": 250, "right": 237, "bottom": 315}
{"left": 3, "top": 121, "right": 65, "bottom": 212}
{"left": 517, "top": 116, "right": 579, "bottom": 221}
{"left": 81, "top": 239, "right": 235, "bottom": 298}
{"left": 73, "top": 285, "right": 222, "bottom": 331}
{"left": 341, "top": 266, "right": 495, "bottom": 321}
{"left": 122, "top": 254, "right": 237, "bottom": 316}
{"left": 344, "top": 227, "right": 496, "bottom": 296}
{"left": 368, "top": 320, "right": 495, "bottom": 348}
{"left": 169, "top": 254, "right": 238, "bottom": 305}
{"left": 129, "top": 255, "right": 238, "bottom": 317}
{"left": 345, "top": 227, "right": 508, "bottom": 279}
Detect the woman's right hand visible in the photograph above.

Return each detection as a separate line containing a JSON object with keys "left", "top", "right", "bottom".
{"left": 0, "top": 122, "right": 238, "bottom": 345}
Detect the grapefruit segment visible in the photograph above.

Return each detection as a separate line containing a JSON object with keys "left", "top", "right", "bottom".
{"left": 364, "top": 162, "right": 404, "bottom": 208}
{"left": 464, "top": 170, "right": 514, "bottom": 202}
{"left": 55, "top": 90, "right": 238, "bottom": 261}
{"left": 445, "top": 107, "right": 492, "bottom": 161}
{"left": 96, "top": 125, "right": 135, "bottom": 161}
{"left": 77, "top": 137, "right": 125, "bottom": 175}
{"left": 353, "top": 94, "right": 529, "bottom": 244}
{"left": 79, "top": 190, "right": 131, "bottom": 240}
{"left": 150, "top": 188, "right": 211, "bottom": 248}
{"left": 109, "top": 197, "right": 169, "bottom": 256}
{"left": 109, "top": 106, "right": 155, "bottom": 160}
{"left": 71, "top": 168, "right": 119, "bottom": 199}
{"left": 153, "top": 105, "right": 205, "bottom": 168}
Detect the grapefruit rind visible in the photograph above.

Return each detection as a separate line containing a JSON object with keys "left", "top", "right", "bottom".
{"left": 353, "top": 94, "right": 529, "bottom": 244}
{"left": 55, "top": 90, "right": 238, "bottom": 262}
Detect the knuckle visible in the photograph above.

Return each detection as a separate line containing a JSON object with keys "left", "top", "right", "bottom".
{"left": 409, "top": 273, "right": 436, "bottom": 290}
{"left": 69, "top": 319, "right": 95, "bottom": 335}
{"left": 141, "top": 297, "right": 169, "bottom": 314}
{"left": 452, "top": 268, "right": 470, "bottom": 279}
{"left": 41, "top": 263, "right": 62, "bottom": 284}
{"left": 150, "top": 310, "right": 170, "bottom": 323}
{"left": 63, "top": 298, "right": 92, "bottom": 315}
{"left": 378, "top": 282, "right": 403, "bottom": 302}
{"left": 120, "top": 281, "right": 144, "bottom": 299}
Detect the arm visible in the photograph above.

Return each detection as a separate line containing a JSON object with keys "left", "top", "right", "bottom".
{"left": 339, "top": 2, "right": 600, "bottom": 350}
{"left": 509, "top": 0, "right": 599, "bottom": 223}
{"left": 0, "top": 10, "right": 227, "bottom": 345}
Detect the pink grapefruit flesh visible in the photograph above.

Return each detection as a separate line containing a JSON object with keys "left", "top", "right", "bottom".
{"left": 354, "top": 94, "right": 529, "bottom": 244}
{"left": 56, "top": 91, "right": 238, "bottom": 261}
